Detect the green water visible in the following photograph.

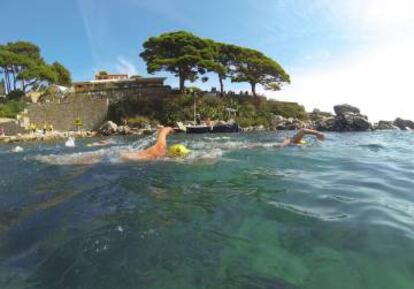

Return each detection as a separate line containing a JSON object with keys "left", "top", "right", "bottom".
{"left": 0, "top": 132, "right": 413, "bottom": 288}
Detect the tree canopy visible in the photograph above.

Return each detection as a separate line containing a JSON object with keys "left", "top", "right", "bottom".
{"left": 208, "top": 42, "right": 241, "bottom": 96}
{"left": 51, "top": 62, "right": 72, "bottom": 86}
{"left": 0, "top": 41, "right": 72, "bottom": 97}
{"left": 140, "top": 31, "right": 216, "bottom": 92}
{"left": 231, "top": 48, "right": 290, "bottom": 97}
{"left": 140, "top": 31, "right": 290, "bottom": 96}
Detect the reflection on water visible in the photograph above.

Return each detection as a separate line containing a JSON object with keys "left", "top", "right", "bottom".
{"left": 0, "top": 132, "right": 414, "bottom": 289}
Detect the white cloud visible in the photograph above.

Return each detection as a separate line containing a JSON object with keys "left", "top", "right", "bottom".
{"left": 263, "top": 39, "right": 414, "bottom": 122}
{"left": 341, "top": 0, "right": 414, "bottom": 35}
{"left": 261, "top": 0, "right": 414, "bottom": 122}
{"left": 115, "top": 56, "right": 138, "bottom": 76}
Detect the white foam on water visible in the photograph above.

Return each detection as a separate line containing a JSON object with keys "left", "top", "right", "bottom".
{"left": 33, "top": 133, "right": 158, "bottom": 165}
{"left": 130, "top": 134, "right": 157, "bottom": 151}
{"left": 186, "top": 148, "right": 224, "bottom": 161}
{"left": 34, "top": 149, "right": 107, "bottom": 165}
{"left": 185, "top": 140, "right": 247, "bottom": 151}
{"left": 12, "top": 146, "right": 24, "bottom": 153}
{"left": 204, "top": 136, "right": 232, "bottom": 141}
{"left": 32, "top": 133, "right": 277, "bottom": 166}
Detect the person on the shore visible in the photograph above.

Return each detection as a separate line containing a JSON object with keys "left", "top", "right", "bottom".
{"left": 29, "top": 123, "right": 37, "bottom": 134}
{"left": 196, "top": 113, "right": 201, "bottom": 125}
{"left": 0, "top": 127, "right": 5, "bottom": 137}
{"left": 120, "top": 127, "right": 175, "bottom": 161}
{"left": 206, "top": 118, "right": 214, "bottom": 129}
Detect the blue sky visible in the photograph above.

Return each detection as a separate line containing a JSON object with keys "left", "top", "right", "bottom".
{"left": 1, "top": 0, "right": 414, "bottom": 120}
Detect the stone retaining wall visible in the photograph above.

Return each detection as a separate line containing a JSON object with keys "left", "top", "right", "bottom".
{"left": 0, "top": 119, "right": 26, "bottom": 136}
{"left": 24, "top": 97, "right": 109, "bottom": 131}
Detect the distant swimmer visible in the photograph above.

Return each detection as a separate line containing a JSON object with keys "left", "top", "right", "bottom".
{"left": 121, "top": 127, "right": 189, "bottom": 161}
{"left": 65, "top": 137, "right": 76, "bottom": 148}
{"left": 87, "top": 139, "right": 113, "bottom": 147}
{"left": 250, "top": 128, "right": 326, "bottom": 149}
{"left": 282, "top": 128, "right": 325, "bottom": 147}
{"left": 12, "top": 146, "right": 24, "bottom": 153}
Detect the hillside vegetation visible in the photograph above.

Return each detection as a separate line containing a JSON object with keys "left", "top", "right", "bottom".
{"left": 109, "top": 93, "right": 307, "bottom": 128}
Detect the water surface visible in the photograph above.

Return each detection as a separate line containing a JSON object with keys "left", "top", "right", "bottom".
{"left": 0, "top": 131, "right": 413, "bottom": 289}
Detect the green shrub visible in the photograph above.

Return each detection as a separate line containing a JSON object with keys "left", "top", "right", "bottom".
{"left": 127, "top": 116, "right": 159, "bottom": 128}
{"left": 108, "top": 90, "right": 307, "bottom": 126}
{"left": 7, "top": 90, "right": 25, "bottom": 101}
{"left": 73, "top": 118, "right": 83, "bottom": 130}
{"left": 0, "top": 100, "right": 26, "bottom": 118}
{"left": 238, "top": 117, "right": 254, "bottom": 128}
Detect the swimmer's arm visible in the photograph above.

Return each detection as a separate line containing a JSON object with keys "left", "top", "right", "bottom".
{"left": 290, "top": 128, "right": 325, "bottom": 144}
{"left": 277, "top": 138, "right": 291, "bottom": 147}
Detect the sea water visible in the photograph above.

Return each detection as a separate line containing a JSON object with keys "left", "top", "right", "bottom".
{"left": 0, "top": 131, "right": 413, "bottom": 289}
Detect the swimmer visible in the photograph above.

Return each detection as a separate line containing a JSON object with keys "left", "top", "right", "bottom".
{"left": 120, "top": 127, "right": 175, "bottom": 161}
{"left": 44, "top": 127, "right": 181, "bottom": 166}
{"left": 87, "top": 139, "right": 113, "bottom": 147}
{"left": 12, "top": 146, "right": 24, "bottom": 153}
{"left": 283, "top": 128, "right": 325, "bottom": 146}
{"left": 65, "top": 137, "right": 76, "bottom": 148}
{"left": 250, "top": 128, "right": 326, "bottom": 149}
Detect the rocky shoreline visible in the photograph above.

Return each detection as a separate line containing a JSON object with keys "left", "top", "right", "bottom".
{"left": 0, "top": 130, "right": 97, "bottom": 144}
{"left": 268, "top": 104, "right": 412, "bottom": 132}
{"left": 1, "top": 104, "right": 412, "bottom": 144}
{"left": 0, "top": 122, "right": 156, "bottom": 144}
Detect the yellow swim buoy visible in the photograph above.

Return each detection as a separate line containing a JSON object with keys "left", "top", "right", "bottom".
{"left": 169, "top": 144, "right": 190, "bottom": 158}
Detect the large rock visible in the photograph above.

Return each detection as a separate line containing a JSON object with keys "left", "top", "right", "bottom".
{"left": 374, "top": 121, "right": 399, "bottom": 130}
{"left": 334, "top": 104, "right": 360, "bottom": 116}
{"left": 334, "top": 113, "right": 371, "bottom": 131}
{"left": 117, "top": 125, "right": 132, "bottom": 135}
{"left": 315, "top": 104, "right": 372, "bottom": 132}
{"left": 315, "top": 117, "right": 336, "bottom": 131}
{"left": 393, "top": 118, "right": 414, "bottom": 130}
{"left": 271, "top": 115, "right": 308, "bottom": 130}
{"left": 308, "top": 109, "right": 334, "bottom": 122}
{"left": 98, "top": 121, "right": 118, "bottom": 135}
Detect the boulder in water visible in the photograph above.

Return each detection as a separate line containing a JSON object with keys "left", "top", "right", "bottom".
{"left": 117, "top": 125, "right": 132, "bottom": 135}
{"left": 99, "top": 121, "right": 118, "bottom": 136}
{"left": 315, "top": 117, "right": 336, "bottom": 131}
{"left": 393, "top": 118, "right": 414, "bottom": 130}
{"left": 335, "top": 113, "right": 372, "bottom": 132}
{"left": 374, "top": 121, "right": 399, "bottom": 130}
{"left": 270, "top": 114, "right": 308, "bottom": 130}
{"left": 315, "top": 104, "right": 372, "bottom": 132}
{"left": 334, "top": 104, "right": 360, "bottom": 116}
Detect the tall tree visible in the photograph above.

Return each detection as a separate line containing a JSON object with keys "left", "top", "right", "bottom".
{"left": 0, "top": 46, "right": 11, "bottom": 94}
{"left": 5, "top": 41, "right": 41, "bottom": 61}
{"left": 4, "top": 42, "right": 43, "bottom": 90}
{"left": 231, "top": 48, "right": 290, "bottom": 97}
{"left": 0, "top": 41, "right": 71, "bottom": 95}
{"left": 18, "top": 64, "right": 57, "bottom": 91}
{"left": 51, "top": 61, "right": 72, "bottom": 86}
{"left": 209, "top": 42, "right": 241, "bottom": 96}
{"left": 140, "top": 31, "right": 215, "bottom": 92}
